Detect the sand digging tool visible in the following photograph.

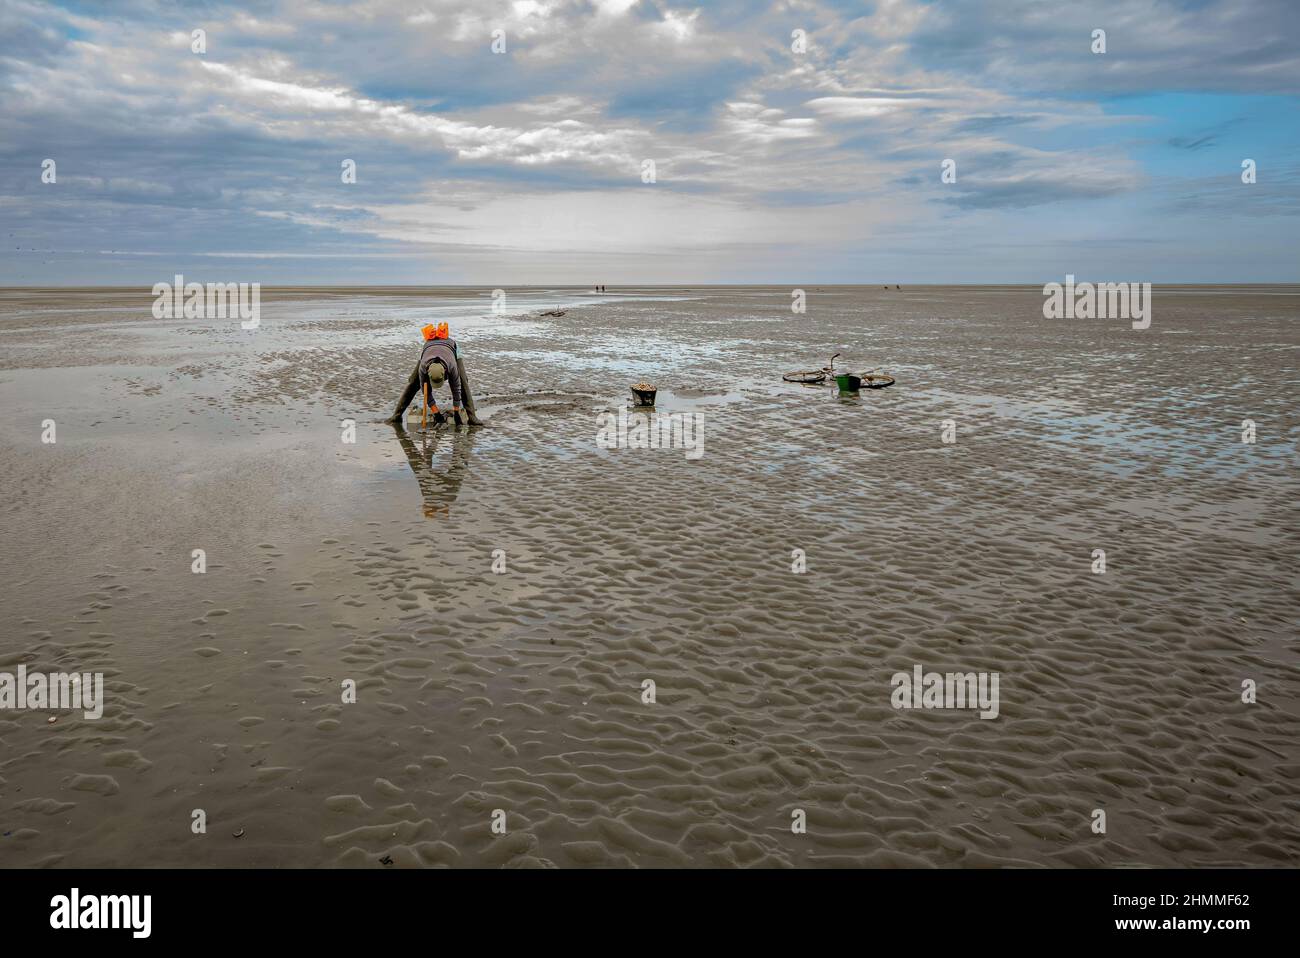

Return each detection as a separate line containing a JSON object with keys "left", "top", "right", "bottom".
{"left": 421, "top": 382, "right": 447, "bottom": 428}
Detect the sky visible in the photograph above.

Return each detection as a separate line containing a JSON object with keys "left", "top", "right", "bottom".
{"left": 0, "top": 0, "right": 1297, "bottom": 284}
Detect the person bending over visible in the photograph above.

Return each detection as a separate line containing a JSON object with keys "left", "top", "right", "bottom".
{"left": 386, "top": 322, "right": 484, "bottom": 426}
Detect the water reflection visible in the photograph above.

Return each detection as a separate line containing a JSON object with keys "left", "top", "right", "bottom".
{"left": 391, "top": 422, "right": 476, "bottom": 519}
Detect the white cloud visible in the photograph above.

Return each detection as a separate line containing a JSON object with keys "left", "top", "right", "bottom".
{"left": 724, "top": 102, "right": 818, "bottom": 142}
{"left": 199, "top": 62, "right": 646, "bottom": 170}
{"left": 805, "top": 96, "right": 917, "bottom": 118}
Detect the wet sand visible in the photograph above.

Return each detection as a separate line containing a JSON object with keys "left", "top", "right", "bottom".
{"left": 0, "top": 285, "right": 1297, "bottom": 868}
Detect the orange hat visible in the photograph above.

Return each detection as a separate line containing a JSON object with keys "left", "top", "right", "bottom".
{"left": 422, "top": 322, "right": 449, "bottom": 340}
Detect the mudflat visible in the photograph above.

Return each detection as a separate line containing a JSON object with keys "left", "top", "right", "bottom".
{"left": 0, "top": 285, "right": 1296, "bottom": 868}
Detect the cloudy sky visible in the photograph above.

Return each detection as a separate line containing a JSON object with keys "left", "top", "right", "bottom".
{"left": 1, "top": 0, "right": 1297, "bottom": 284}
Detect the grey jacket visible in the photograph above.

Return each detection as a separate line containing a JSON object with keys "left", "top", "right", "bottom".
{"left": 418, "top": 338, "right": 462, "bottom": 407}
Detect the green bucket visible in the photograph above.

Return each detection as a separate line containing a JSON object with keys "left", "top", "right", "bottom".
{"left": 835, "top": 373, "right": 860, "bottom": 392}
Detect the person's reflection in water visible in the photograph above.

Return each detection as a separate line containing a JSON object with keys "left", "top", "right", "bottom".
{"left": 392, "top": 421, "right": 476, "bottom": 519}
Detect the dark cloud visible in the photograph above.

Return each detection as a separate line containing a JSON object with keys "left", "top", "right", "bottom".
{"left": 905, "top": 0, "right": 1300, "bottom": 95}
{"left": 954, "top": 114, "right": 1036, "bottom": 134}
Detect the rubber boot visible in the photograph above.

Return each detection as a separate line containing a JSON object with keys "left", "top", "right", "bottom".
{"left": 455, "top": 355, "right": 485, "bottom": 427}
{"left": 386, "top": 364, "right": 422, "bottom": 423}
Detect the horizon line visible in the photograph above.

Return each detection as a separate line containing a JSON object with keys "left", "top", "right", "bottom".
{"left": 3, "top": 283, "right": 1299, "bottom": 291}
